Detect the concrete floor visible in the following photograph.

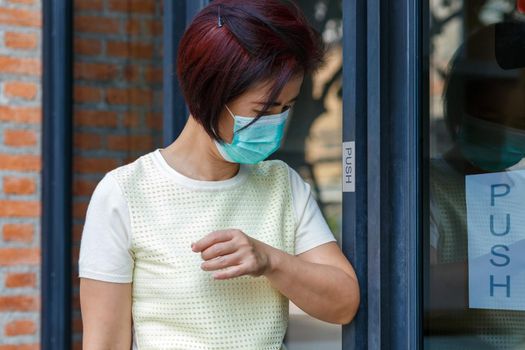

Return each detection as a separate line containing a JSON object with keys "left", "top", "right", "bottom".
{"left": 284, "top": 301, "right": 341, "bottom": 350}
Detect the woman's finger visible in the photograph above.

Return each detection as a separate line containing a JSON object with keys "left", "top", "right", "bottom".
{"left": 192, "top": 229, "right": 235, "bottom": 252}
{"left": 200, "top": 240, "right": 237, "bottom": 261}
{"left": 212, "top": 264, "right": 246, "bottom": 280}
{"left": 201, "top": 250, "right": 243, "bottom": 271}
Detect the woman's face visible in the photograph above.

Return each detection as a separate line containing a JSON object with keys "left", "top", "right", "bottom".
{"left": 215, "top": 73, "right": 304, "bottom": 144}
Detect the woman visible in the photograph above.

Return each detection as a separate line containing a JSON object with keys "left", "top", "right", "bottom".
{"left": 78, "top": 1, "right": 360, "bottom": 349}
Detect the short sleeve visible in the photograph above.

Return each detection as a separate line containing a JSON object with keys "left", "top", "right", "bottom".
{"left": 78, "top": 171, "right": 134, "bottom": 283}
{"left": 287, "top": 165, "right": 337, "bottom": 255}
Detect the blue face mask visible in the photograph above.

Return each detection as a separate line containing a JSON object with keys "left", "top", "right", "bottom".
{"left": 458, "top": 114, "right": 525, "bottom": 172}
{"left": 213, "top": 105, "right": 290, "bottom": 164}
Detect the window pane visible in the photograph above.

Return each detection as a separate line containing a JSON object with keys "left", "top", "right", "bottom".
{"left": 425, "top": 1, "right": 525, "bottom": 349}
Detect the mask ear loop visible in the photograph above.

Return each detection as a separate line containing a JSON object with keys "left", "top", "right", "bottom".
{"left": 225, "top": 104, "right": 235, "bottom": 119}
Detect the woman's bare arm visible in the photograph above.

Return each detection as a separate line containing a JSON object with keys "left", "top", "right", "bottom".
{"left": 80, "top": 278, "right": 133, "bottom": 350}
{"left": 264, "top": 241, "right": 360, "bottom": 325}
{"left": 193, "top": 230, "right": 360, "bottom": 325}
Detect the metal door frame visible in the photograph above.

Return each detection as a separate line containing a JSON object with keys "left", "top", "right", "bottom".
{"left": 341, "top": 0, "right": 423, "bottom": 349}
{"left": 42, "top": 0, "right": 73, "bottom": 348}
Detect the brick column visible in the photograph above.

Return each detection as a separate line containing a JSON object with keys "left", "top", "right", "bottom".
{"left": 0, "top": 0, "right": 42, "bottom": 348}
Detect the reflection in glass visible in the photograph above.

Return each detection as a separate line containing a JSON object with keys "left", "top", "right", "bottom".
{"left": 426, "top": 1, "right": 525, "bottom": 349}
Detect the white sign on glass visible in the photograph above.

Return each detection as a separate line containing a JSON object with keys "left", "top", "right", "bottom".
{"left": 466, "top": 169, "right": 525, "bottom": 311}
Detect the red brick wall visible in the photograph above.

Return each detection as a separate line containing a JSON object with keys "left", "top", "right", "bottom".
{"left": 1, "top": 0, "right": 163, "bottom": 348}
{"left": 71, "top": 0, "right": 163, "bottom": 348}
{"left": 0, "top": 0, "right": 42, "bottom": 347}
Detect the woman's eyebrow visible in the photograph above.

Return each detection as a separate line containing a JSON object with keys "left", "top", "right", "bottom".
{"left": 253, "top": 95, "right": 299, "bottom": 106}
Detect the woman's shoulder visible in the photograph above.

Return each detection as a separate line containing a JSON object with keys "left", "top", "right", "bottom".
{"left": 108, "top": 149, "right": 159, "bottom": 188}
{"left": 247, "top": 158, "right": 290, "bottom": 180}
{"left": 252, "top": 159, "right": 311, "bottom": 202}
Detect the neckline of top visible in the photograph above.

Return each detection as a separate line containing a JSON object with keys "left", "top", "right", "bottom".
{"left": 150, "top": 148, "right": 250, "bottom": 190}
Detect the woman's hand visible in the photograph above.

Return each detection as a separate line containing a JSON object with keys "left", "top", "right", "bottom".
{"left": 191, "top": 229, "right": 276, "bottom": 280}
{"left": 192, "top": 229, "right": 360, "bottom": 324}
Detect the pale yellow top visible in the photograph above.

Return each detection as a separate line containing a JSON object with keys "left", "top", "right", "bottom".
{"left": 111, "top": 150, "right": 296, "bottom": 349}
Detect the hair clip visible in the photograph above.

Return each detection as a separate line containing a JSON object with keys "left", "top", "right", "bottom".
{"left": 218, "top": 4, "right": 223, "bottom": 27}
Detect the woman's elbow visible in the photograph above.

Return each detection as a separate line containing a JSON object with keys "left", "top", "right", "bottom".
{"left": 334, "top": 276, "right": 360, "bottom": 325}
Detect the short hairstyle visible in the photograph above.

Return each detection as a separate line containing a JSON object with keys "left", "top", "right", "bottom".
{"left": 176, "top": 0, "right": 326, "bottom": 142}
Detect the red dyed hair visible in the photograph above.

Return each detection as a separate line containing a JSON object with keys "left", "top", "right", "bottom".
{"left": 176, "top": 0, "right": 325, "bottom": 142}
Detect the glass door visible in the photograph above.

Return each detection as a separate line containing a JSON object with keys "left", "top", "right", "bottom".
{"left": 424, "top": 1, "right": 525, "bottom": 349}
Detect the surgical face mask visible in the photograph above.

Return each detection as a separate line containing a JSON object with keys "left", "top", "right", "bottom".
{"left": 457, "top": 113, "right": 525, "bottom": 172}
{"left": 213, "top": 104, "right": 289, "bottom": 164}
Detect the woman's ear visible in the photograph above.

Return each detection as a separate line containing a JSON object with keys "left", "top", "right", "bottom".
{"left": 214, "top": 105, "right": 236, "bottom": 144}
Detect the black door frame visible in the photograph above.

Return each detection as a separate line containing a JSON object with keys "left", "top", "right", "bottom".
{"left": 42, "top": 0, "right": 73, "bottom": 348}
{"left": 343, "top": 0, "right": 422, "bottom": 348}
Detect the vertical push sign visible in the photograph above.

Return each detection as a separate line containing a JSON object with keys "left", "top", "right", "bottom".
{"left": 466, "top": 170, "right": 525, "bottom": 311}
{"left": 343, "top": 141, "right": 355, "bottom": 193}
